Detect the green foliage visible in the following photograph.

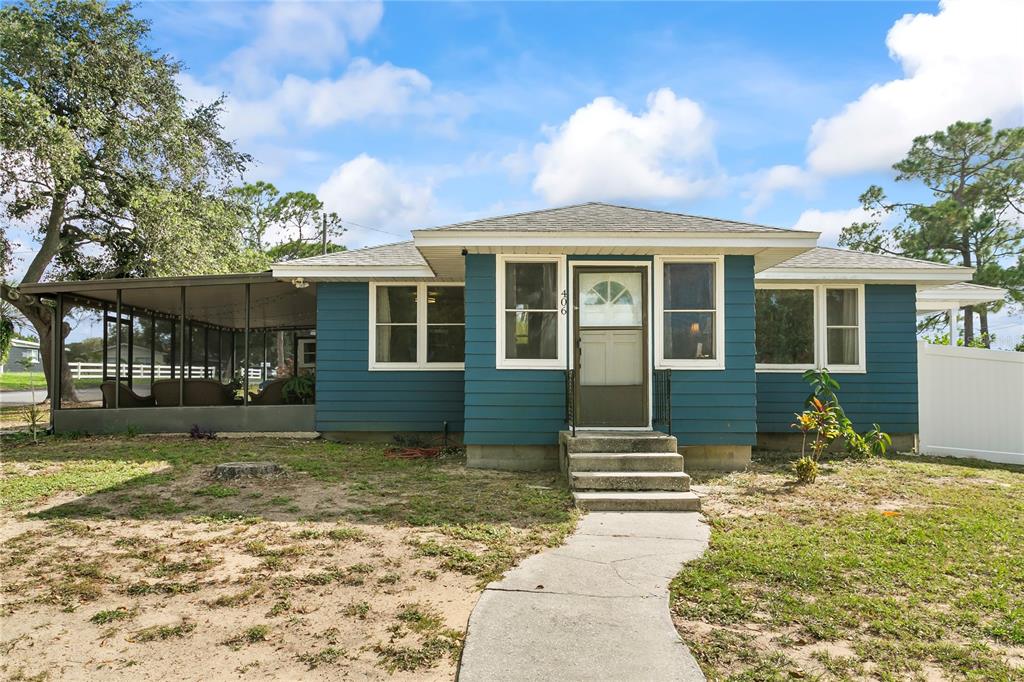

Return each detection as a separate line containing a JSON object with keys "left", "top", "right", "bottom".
{"left": 923, "top": 331, "right": 994, "bottom": 348}
{"left": 227, "top": 181, "right": 347, "bottom": 262}
{"left": 0, "top": 313, "right": 13, "bottom": 365}
{"left": 792, "top": 456, "right": 819, "bottom": 484}
{"left": 838, "top": 120, "right": 1024, "bottom": 345}
{"left": 282, "top": 373, "right": 315, "bottom": 405}
{"left": 797, "top": 369, "right": 892, "bottom": 466}
{"left": 0, "top": 0, "right": 251, "bottom": 282}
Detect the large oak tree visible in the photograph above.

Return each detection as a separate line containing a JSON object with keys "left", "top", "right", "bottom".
{"left": 1, "top": 0, "right": 256, "bottom": 400}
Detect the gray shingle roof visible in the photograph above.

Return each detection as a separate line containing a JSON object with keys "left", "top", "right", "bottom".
{"left": 279, "top": 241, "right": 426, "bottom": 267}
{"left": 771, "top": 247, "right": 965, "bottom": 270}
{"left": 419, "top": 202, "right": 799, "bottom": 233}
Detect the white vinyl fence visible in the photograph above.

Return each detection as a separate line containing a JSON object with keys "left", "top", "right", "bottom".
{"left": 66, "top": 362, "right": 263, "bottom": 380}
{"left": 918, "top": 342, "right": 1024, "bottom": 465}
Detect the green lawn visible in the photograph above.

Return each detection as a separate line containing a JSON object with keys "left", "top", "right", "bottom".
{"left": 0, "top": 372, "right": 103, "bottom": 392}
{"left": 672, "top": 454, "right": 1024, "bottom": 681}
{"left": 0, "top": 371, "right": 46, "bottom": 391}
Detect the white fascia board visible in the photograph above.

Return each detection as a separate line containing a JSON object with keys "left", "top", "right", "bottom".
{"left": 412, "top": 229, "right": 820, "bottom": 250}
{"left": 271, "top": 265, "right": 436, "bottom": 280}
{"left": 756, "top": 267, "right": 973, "bottom": 284}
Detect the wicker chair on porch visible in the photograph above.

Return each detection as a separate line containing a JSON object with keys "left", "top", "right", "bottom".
{"left": 100, "top": 382, "right": 156, "bottom": 408}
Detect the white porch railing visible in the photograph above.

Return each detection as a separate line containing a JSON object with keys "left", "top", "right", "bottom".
{"left": 918, "top": 342, "right": 1024, "bottom": 465}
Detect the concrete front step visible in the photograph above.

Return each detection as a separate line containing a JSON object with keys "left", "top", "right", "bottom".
{"left": 568, "top": 452, "right": 684, "bottom": 473}
{"left": 562, "top": 431, "right": 678, "bottom": 454}
{"left": 572, "top": 491, "right": 701, "bottom": 512}
{"left": 572, "top": 471, "right": 691, "bottom": 492}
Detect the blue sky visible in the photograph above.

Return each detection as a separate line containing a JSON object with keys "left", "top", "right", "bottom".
{"left": 11, "top": 0, "right": 1024, "bottom": 345}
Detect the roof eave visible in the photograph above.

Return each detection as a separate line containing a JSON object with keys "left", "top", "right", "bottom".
{"left": 756, "top": 266, "right": 974, "bottom": 284}
{"left": 270, "top": 263, "right": 436, "bottom": 280}
{"left": 412, "top": 229, "right": 820, "bottom": 249}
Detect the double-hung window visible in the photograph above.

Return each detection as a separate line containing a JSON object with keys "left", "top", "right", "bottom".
{"left": 370, "top": 283, "right": 464, "bottom": 369}
{"left": 497, "top": 255, "right": 565, "bottom": 369}
{"left": 754, "top": 284, "right": 864, "bottom": 372}
{"left": 655, "top": 256, "right": 724, "bottom": 369}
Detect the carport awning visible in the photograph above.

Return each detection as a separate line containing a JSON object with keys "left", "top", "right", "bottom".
{"left": 916, "top": 282, "right": 1006, "bottom": 312}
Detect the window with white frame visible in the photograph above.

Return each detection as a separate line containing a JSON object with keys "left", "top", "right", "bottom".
{"left": 655, "top": 257, "right": 724, "bottom": 369}
{"left": 754, "top": 288, "right": 815, "bottom": 367}
{"left": 371, "top": 283, "right": 464, "bottom": 369}
{"left": 754, "top": 285, "right": 864, "bottom": 372}
{"left": 497, "top": 256, "right": 565, "bottom": 368}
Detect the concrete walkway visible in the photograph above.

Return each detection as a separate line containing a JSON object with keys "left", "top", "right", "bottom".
{"left": 458, "top": 512, "right": 709, "bottom": 682}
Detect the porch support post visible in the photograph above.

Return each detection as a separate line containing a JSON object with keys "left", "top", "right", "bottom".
{"left": 243, "top": 284, "right": 251, "bottom": 406}
{"left": 178, "top": 287, "right": 186, "bottom": 406}
{"left": 948, "top": 306, "right": 958, "bottom": 344}
{"left": 50, "top": 293, "right": 61, "bottom": 424}
{"left": 114, "top": 289, "right": 121, "bottom": 409}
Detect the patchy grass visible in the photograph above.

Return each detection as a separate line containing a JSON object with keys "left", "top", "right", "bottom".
{"left": 672, "top": 453, "right": 1024, "bottom": 681}
{"left": 0, "top": 459, "right": 165, "bottom": 510}
{"left": 0, "top": 435, "right": 575, "bottom": 681}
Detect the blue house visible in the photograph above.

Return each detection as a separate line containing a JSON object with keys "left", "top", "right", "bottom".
{"left": 26, "top": 203, "right": 979, "bottom": 510}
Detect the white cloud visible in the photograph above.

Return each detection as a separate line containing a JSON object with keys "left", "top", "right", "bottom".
{"left": 281, "top": 60, "right": 432, "bottom": 127}
{"left": 745, "top": 164, "right": 818, "bottom": 215}
{"left": 316, "top": 154, "right": 434, "bottom": 246}
{"left": 180, "top": 59, "right": 436, "bottom": 142}
{"left": 221, "top": 0, "right": 384, "bottom": 92}
{"left": 807, "top": 0, "right": 1024, "bottom": 175}
{"left": 791, "top": 207, "right": 873, "bottom": 246}
{"left": 532, "top": 88, "right": 719, "bottom": 204}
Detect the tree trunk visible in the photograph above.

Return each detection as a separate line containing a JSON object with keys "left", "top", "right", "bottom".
{"left": 979, "top": 308, "right": 990, "bottom": 347}
{"left": 2, "top": 288, "right": 79, "bottom": 404}
{"left": 963, "top": 305, "right": 974, "bottom": 345}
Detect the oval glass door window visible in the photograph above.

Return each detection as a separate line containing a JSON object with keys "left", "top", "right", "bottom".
{"left": 579, "top": 272, "right": 643, "bottom": 327}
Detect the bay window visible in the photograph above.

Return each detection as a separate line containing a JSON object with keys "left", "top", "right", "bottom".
{"left": 370, "top": 283, "right": 464, "bottom": 369}
{"left": 497, "top": 255, "right": 565, "bottom": 369}
{"left": 655, "top": 256, "right": 724, "bottom": 369}
{"left": 755, "top": 284, "right": 864, "bottom": 372}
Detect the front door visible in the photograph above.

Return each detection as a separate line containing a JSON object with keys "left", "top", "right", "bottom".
{"left": 573, "top": 267, "right": 648, "bottom": 427}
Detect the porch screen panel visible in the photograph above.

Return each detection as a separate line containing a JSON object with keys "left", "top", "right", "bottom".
{"left": 59, "top": 292, "right": 116, "bottom": 409}
{"left": 663, "top": 263, "right": 716, "bottom": 360}
{"left": 755, "top": 289, "right": 815, "bottom": 365}
{"left": 376, "top": 286, "right": 417, "bottom": 363}
{"left": 504, "top": 262, "right": 558, "bottom": 360}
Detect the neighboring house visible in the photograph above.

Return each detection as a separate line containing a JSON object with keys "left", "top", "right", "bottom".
{"left": 2, "top": 338, "right": 41, "bottom": 373}
{"left": 23, "top": 203, "right": 986, "bottom": 502}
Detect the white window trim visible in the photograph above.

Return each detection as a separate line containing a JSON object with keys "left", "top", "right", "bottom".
{"left": 297, "top": 338, "right": 317, "bottom": 371}
{"left": 496, "top": 254, "right": 567, "bottom": 370}
{"left": 654, "top": 256, "right": 725, "bottom": 370}
{"left": 368, "top": 282, "right": 465, "bottom": 371}
{"left": 754, "top": 283, "right": 866, "bottom": 374}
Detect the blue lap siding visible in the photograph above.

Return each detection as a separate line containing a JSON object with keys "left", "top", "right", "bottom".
{"left": 755, "top": 284, "right": 919, "bottom": 433}
{"left": 315, "top": 282, "right": 465, "bottom": 433}
{"left": 463, "top": 254, "right": 566, "bottom": 445}
{"left": 665, "top": 256, "right": 757, "bottom": 446}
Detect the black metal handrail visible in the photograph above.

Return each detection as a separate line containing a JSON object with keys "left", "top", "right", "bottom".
{"left": 565, "top": 368, "right": 576, "bottom": 437}
{"left": 653, "top": 368, "right": 672, "bottom": 435}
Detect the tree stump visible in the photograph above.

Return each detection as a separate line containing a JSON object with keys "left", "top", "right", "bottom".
{"left": 212, "top": 461, "right": 281, "bottom": 479}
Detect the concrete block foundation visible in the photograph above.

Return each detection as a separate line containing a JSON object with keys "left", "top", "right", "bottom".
{"left": 680, "top": 445, "right": 752, "bottom": 471}
{"left": 756, "top": 432, "right": 918, "bottom": 454}
{"left": 466, "top": 444, "right": 559, "bottom": 472}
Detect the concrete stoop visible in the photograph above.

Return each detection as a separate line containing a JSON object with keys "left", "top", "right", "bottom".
{"left": 560, "top": 431, "right": 701, "bottom": 512}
